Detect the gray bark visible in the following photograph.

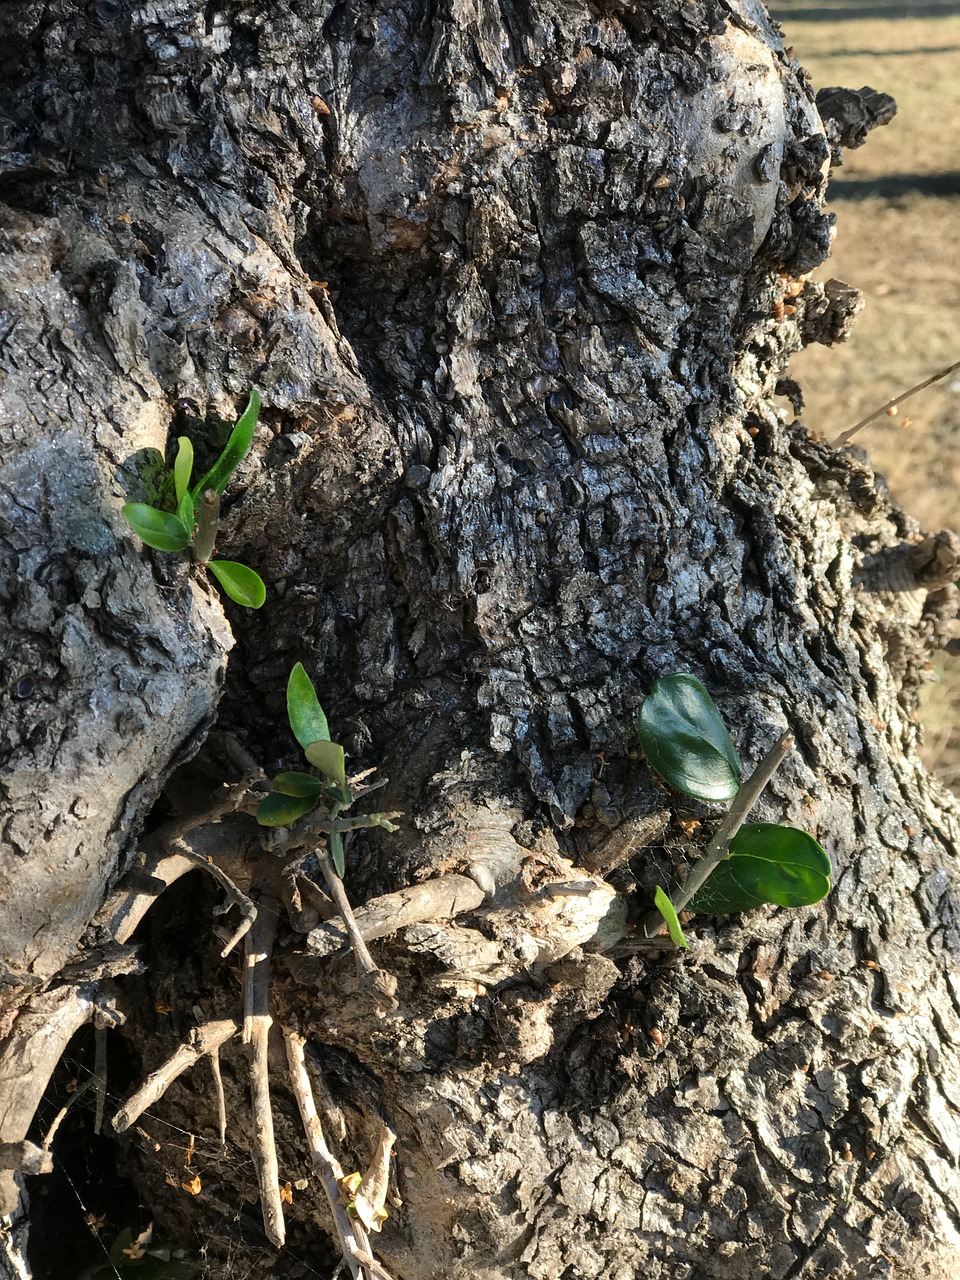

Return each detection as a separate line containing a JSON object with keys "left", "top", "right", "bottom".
{"left": 2, "top": 2, "right": 959, "bottom": 1278}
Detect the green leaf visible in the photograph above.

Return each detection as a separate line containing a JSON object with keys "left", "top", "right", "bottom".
{"left": 272, "top": 771, "right": 325, "bottom": 799}
{"left": 286, "top": 662, "right": 330, "bottom": 749}
{"left": 206, "top": 560, "right": 266, "bottom": 608}
{"left": 256, "top": 791, "right": 318, "bottom": 826}
{"left": 305, "top": 740, "right": 347, "bottom": 787}
{"left": 191, "top": 389, "right": 261, "bottom": 499}
{"left": 173, "top": 436, "right": 194, "bottom": 503}
{"left": 329, "top": 828, "right": 346, "bottom": 878}
{"left": 176, "top": 490, "right": 195, "bottom": 537}
{"left": 637, "top": 673, "right": 742, "bottom": 802}
{"left": 688, "top": 823, "right": 832, "bottom": 914}
{"left": 122, "top": 503, "right": 191, "bottom": 552}
{"left": 654, "top": 885, "right": 689, "bottom": 948}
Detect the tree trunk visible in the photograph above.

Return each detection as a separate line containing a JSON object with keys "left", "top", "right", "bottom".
{"left": 2, "top": 2, "right": 959, "bottom": 1278}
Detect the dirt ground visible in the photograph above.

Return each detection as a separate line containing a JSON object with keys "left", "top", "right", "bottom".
{"left": 772, "top": 0, "right": 960, "bottom": 783}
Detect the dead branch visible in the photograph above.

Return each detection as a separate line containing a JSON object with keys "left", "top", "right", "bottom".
{"left": 92, "top": 1022, "right": 107, "bottom": 1136}
{"left": 313, "top": 847, "right": 398, "bottom": 1012}
{"left": 155, "top": 773, "right": 265, "bottom": 850}
{"left": 42, "top": 1077, "right": 97, "bottom": 1151}
{"left": 283, "top": 1028, "right": 397, "bottom": 1280}
{"left": 99, "top": 843, "right": 257, "bottom": 955}
{"left": 243, "top": 897, "right": 285, "bottom": 1249}
{"left": 179, "top": 849, "right": 258, "bottom": 957}
{"left": 97, "top": 776, "right": 264, "bottom": 948}
{"left": 209, "top": 1046, "right": 227, "bottom": 1146}
{"left": 832, "top": 357, "right": 960, "bottom": 446}
{"left": 112, "top": 1017, "right": 241, "bottom": 1134}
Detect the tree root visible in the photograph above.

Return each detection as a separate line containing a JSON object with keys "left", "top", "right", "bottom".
{"left": 305, "top": 874, "right": 486, "bottom": 958}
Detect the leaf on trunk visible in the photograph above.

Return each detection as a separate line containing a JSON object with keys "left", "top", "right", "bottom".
{"left": 637, "top": 673, "right": 742, "bottom": 802}
{"left": 329, "top": 828, "right": 346, "bottom": 878}
{"left": 256, "top": 792, "right": 317, "bottom": 826}
{"left": 286, "top": 662, "right": 331, "bottom": 749}
{"left": 122, "top": 503, "right": 191, "bottom": 552}
{"left": 305, "top": 740, "right": 346, "bottom": 787}
{"left": 688, "top": 823, "right": 832, "bottom": 914}
{"left": 272, "top": 771, "right": 325, "bottom": 799}
{"left": 206, "top": 560, "right": 266, "bottom": 609}
{"left": 191, "top": 389, "right": 261, "bottom": 499}
{"left": 173, "top": 436, "right": 194, "bottom": 503}
{"left": 176, "top": 490, "right": 196, "bottom": 537}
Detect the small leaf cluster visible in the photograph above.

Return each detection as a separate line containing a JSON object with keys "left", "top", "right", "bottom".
{"left": 122, "top": 390, "right": 266, "bottom": 608}
{"left": 637, "top": 673, "right": 831, "bottom": 938}
{"left": 256, "top": 663, "right": 399, "bottom": 876}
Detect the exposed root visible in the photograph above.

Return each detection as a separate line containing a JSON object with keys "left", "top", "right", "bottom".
{"left": 112, "top": 1017, "right": 241, "bottom": 1134}
{"left": 98, "top": 774, "right": 264, "bottom": 948}
{"left": 283, "top": 1028, "right": 397, "bottom": 1280}
{"left": 305, "top": 874, "right": 486, "bottom": 958}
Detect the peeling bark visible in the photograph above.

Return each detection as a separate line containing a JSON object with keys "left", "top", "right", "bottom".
{"left": 1, "top": 2, "right": 958, "bottom": 1278}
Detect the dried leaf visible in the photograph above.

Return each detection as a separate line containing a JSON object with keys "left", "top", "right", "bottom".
{"left": 352, "top": 1126, "right": 396, "bottom": 1233}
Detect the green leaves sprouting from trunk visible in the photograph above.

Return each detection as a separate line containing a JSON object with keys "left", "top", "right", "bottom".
{"left": 122, "top": 390, "right": 266, "bottom": 608}
{"left": 636, "top": 673, "right": 742, "bottom": 802}
{"left": 637, "top": 673, "right": 832, "bottom": 947}
{"left": 256, "top": 663, "right": 400, "bottom": 877}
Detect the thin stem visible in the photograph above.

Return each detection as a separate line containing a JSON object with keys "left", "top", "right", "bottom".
{"left": 191, "top": 489, "right": 220, "bottom": 564}
{"left": 642, "top": 731, "right": 794, "bottom": 939}
{"left": 832, "top": 358, "right": 960, "bottom": 447}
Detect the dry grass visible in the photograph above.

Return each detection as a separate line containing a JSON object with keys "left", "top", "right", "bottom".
{"left": 772, "top": 1, "right": 960, "bottom": 780}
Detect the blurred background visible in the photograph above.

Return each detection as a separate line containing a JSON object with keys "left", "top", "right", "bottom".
{"left": 771, "top": 0, "right": 960, "bottom": 784}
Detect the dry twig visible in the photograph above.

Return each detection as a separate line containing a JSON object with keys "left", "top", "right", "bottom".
{"left": 311, "top": 845, "right": 398, "bottom": 1011}
{"left": 832, "top": 358, "right": 960, "bottom": 446}
{"left": 112, "top": 1017, "right": 241, "bottom": 1134}
{"left": 244, "top": 898, "right": 285, "bottom": 1248}
{"left": 283, "top": 1028, "right": 397, "bottom": 1280}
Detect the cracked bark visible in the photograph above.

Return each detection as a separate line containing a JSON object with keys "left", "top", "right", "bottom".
{"left": 1, "top": 2, "right": 958, "bottom": 1278}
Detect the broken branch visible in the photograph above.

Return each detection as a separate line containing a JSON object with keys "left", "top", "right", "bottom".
{"left": 112, "top": 1017, "right": 241, "bottom": 1134}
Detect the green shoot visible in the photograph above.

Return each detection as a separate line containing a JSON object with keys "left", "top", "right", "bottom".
{"left": 121, "top": 391, "right": 265, "bottom": 608}
{"left": 637, "top": 675, "right": 832, "bottom": 944}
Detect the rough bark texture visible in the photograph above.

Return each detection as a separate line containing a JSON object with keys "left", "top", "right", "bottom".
{"left": 2, "top": 2, "right": 960, "bottom": 1278}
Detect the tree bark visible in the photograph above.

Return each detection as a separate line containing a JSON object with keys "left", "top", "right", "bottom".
{"left": 2, "top": 2, "right": 959, "bottom": 1278}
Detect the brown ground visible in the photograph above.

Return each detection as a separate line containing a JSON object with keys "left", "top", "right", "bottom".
{"left": 772, "top": 0, "right": 960, "bottom": 782}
